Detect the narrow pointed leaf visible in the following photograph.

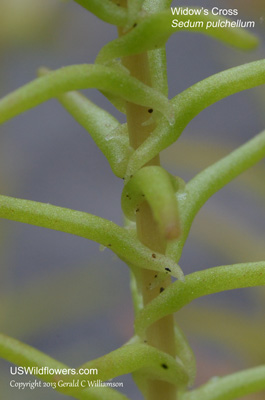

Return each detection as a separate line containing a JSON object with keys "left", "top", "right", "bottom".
{"left": 148, "top": 47, "right": 168, "bottom": 96}
{"left": 0, "top": 64, "right": 174, "bottom": 125}
{"left": 39, "top": 67, "right": 130, "bottom": 178}
{"left": 142, "top": 0, "right": 173, "bottom": 104}
{"left": 0, "top": 194, "right": 182, "bottom": 278}
{"left": 97, "top": 10, "right": 258, "bottom": 63}
{"left": 0, "top": 333, "right": 129, "bottom": 400}
{"left": 122, "top": 166, "right": 181, "bottom": 240}
{"left": 78, "top": 343, "right": 189, "bottom": 387}
{"left": 182, "top": 365, "right": 265, "bottom": 400}
{"left": 167, "top": 129, "right": 265, "bottom": 262}
{"left": 126, "top": 59, "right": 265, "bottom": 176}
{"left": 58, "top": 92, "right": 130, "bottom": 178}
{"left": 135, "top": 262, "right": 265, "bottom": 336}
{"left": 99, "top": 59, "right": 129, "bottom": 113}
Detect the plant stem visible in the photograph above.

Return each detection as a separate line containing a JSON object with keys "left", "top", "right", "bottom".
{"left": 118, "top": 20, "right": 177, "bottom": 399}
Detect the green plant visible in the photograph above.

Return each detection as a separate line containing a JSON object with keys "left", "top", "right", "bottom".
{"left": 0, "top": 1, "right": 265, "bottom": 399}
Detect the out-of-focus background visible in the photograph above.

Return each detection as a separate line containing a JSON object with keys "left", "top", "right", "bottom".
{"left": 0, "top": 0, "right": 264, "bottom": 399}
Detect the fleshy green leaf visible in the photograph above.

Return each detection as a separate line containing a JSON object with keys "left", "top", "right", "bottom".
{"left": 38, "top": 67, "right": 130, "bottom": 178}
{"left": 135, "top": 262, "right": 265, "bottom": 336}
{"left": 73, "top": 0, "right": 128, "bottom": 26}
{"left": 126, "top": 59, "right": 265, "bottom": 176}
{"left": 121, "top": 166, "right": 181, "bottom": 240}
{"left": 163, "top": 138, "right": 265, "bottom": 202}
{"left": 0, "top": 194, "right": 182, "bottom": 278}
{"left": 57, "top": 92, "right": 130, "bottom": 178}
{"left": 181, "top": 364, "right": 265, "bottom": 400}
{"left": 132, "top": 322, "right": 196, "bottom": 394}
{"left": 78, "top": 342, "right": 189, "bottom": 387}
{"left": 0, "top": 333, "right": 129, "bottom": 400}
{"left": 167, "top": 129, "right": 265, "bottom": 262}
{"left": 0, "top": 64, "right": 174, "bottom": 125}
{"left": 148, "top": 47, "right": 168, "bottom": 96}
{"left": 96, "top": 9, "right": 258, "bottom": 63}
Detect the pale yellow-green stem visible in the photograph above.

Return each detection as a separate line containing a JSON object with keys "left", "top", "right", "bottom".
{"left": 125, "top": 54, "right": 177, "bottom": 400}
{"left": 117, "top": 4, "right": 177, "bottom": 398}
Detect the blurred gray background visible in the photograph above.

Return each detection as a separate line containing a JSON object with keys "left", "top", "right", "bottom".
{"left": 0, "top": 0, "right": 265, "bottom": 399}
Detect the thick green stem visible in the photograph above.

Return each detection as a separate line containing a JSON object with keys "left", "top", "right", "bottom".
{"left": 118, "top": 8, "right": 178, "bottom": 397}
